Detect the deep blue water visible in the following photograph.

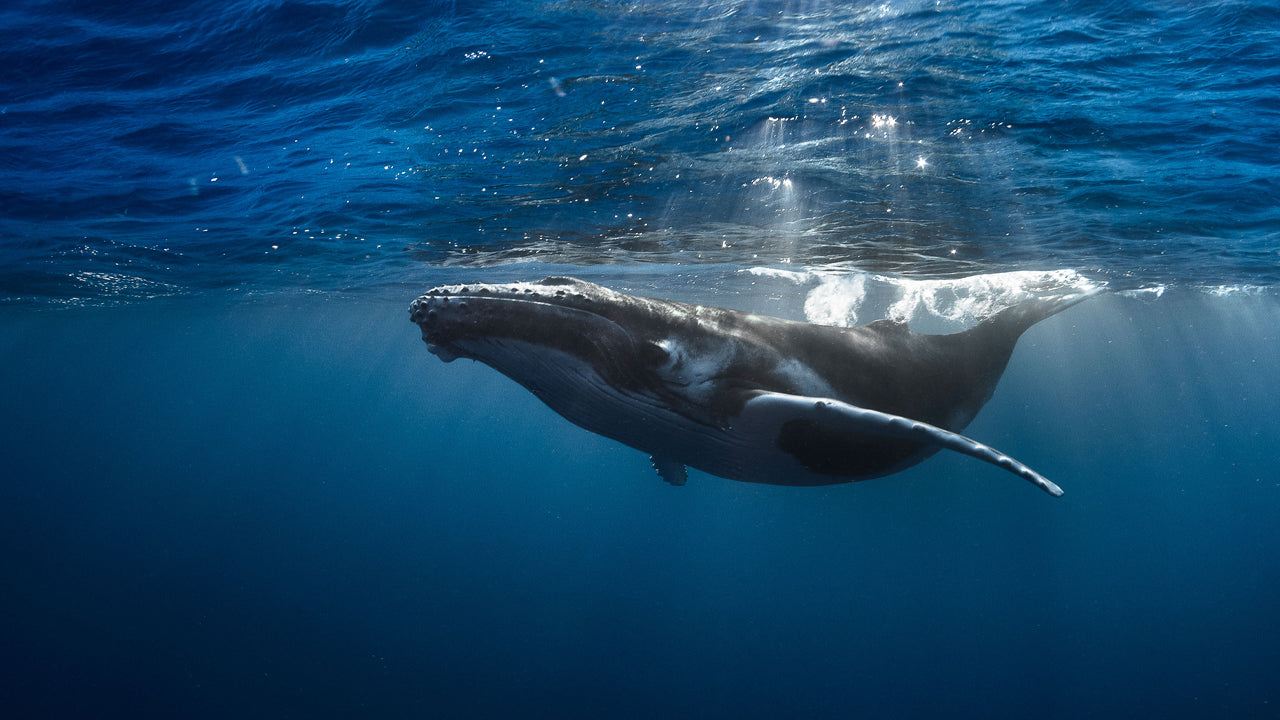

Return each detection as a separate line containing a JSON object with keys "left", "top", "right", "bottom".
{"left": 2, "top": 1, "right": 1279, "bottom": 717}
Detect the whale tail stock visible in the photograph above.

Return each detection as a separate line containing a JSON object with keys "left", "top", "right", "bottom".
{"left": 986, "top": 286, "right": 1105, "bottom": 342}
{"left": 947, "top": 286, "right": 1105, "bottom": 390}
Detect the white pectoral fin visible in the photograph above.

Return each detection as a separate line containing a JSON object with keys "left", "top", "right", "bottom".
{"left": 738, "top": 392, "right": 1064, "bottom": 497}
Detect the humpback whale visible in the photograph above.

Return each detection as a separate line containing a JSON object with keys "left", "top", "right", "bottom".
{"left": 409, "top": 277, "right": 1095, "bottom": 496}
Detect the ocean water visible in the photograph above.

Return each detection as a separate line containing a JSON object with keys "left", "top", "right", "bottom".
{"left": 2, "top": 0, "right": 1278, "bottom": 717}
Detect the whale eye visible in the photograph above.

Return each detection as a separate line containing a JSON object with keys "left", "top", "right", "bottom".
{"left": 640, "top": 341, "right": 670, "bottom": 367}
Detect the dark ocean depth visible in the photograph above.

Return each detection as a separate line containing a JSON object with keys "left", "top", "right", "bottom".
{"left": 2, "top": 1, "right": 1279, "bottom": 717}
{"left": 3, "top": 287, "right": 1279, "bottom": 718}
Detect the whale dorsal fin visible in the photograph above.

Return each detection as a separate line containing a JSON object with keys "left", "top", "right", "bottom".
{"left": 864, "top": 317, "right": 909, "bottom": 332}
{"left": 736, "top": 392, "right": 1064, "bottom": 496}
{"left": 651, "top": 456, "right": 688, "bottom": 486}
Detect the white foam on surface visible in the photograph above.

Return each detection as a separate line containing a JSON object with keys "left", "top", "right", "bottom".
{"left": 1205, "top": 284, "right": 1267, "bottom": 297}
{"left": 746, "top": 266, "right": 1103, "bottom": 331}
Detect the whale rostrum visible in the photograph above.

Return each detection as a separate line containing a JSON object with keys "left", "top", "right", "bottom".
{"left": 410, "top": 277, "right": 1097, "bottom": 497}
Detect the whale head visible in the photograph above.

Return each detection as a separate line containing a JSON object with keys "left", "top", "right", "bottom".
{"left": 408, "top": 277, "right": 682, "bottom": 374}
{"left": 408, "top": 277, "right": 744, "bottom": 441}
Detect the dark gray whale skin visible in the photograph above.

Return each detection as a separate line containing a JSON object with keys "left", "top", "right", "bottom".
{"left": 409, "top": 277, "right": 1095, "bottom": 496}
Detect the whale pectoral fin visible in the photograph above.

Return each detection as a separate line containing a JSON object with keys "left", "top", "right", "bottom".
{"left": 651, "top": 456, "right": 688, "bottom": 486}
{"left": 737, "top": 392, "right": 1064, "bottom": 496}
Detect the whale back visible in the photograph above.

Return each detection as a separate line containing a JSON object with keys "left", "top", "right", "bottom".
{"left": 769, "top": 291, "right": 1097, "bottom": 434}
